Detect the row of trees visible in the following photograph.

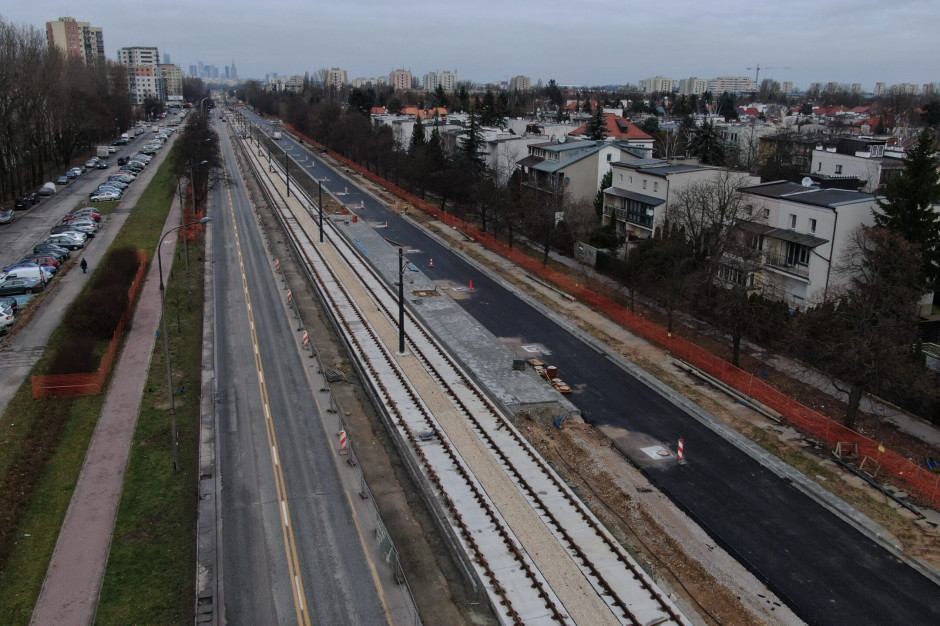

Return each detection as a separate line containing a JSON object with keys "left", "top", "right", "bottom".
{"left": 0, "top": 18, "right": 138, "bottom": 201}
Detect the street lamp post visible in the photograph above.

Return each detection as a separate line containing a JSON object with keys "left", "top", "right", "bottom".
{"left": 398, "top": 247, "right": 406, "bottom": 354}
{"left": 158, "top": 216, "right": 213, "bottom": 471}
{"left": 285, "top": 150, "right": 290, "bottom": 197}
{"left": 318, "top": 180, "right": 323, "bottom": 243}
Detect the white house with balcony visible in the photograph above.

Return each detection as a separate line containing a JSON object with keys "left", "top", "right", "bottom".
{"left": 740, "top": 181, "right": 883, "bottom": 310}
{"left": 601, "top": 158, "right": 758, "bottom": 245}
{"left": 517, "top": 138, "right": 635, "bottom": 206}
{"left": 810, "top": 137, "right": 906, "bottom": 192}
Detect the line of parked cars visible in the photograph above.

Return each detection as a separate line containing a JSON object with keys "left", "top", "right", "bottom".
{"left": 0, "top": 205, "right": 103, "bottom": 336}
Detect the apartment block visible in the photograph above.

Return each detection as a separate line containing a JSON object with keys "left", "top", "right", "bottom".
{"left": 639, "top": 76, "right": 675, "bottom": 94}
{"left": 325, "top": 67, "right": 348, "bottom": 89}
{"left": 46, "top": 16, "right": 105, "bottom": 65}
{"left": 781, "top": 81, "right": 793, "bottom": 94}
{"left": 423, "top": 70, "right": 459, "bottom": 92}
{"left": 159, "top": 64, "right": 183, "bottom": 97}
{"left": 389, "top": 69, "right": 413, "bottom": 91}
{"left": 707, "top": 76, "right": 756, "bottom": 94}
{"left": 118, "top": 46, "right": 159, "bottom": 67}
{"left": 678, "top": 77, "right": 708, "bottom": 95}
{"left": 509, "top": 75, "right": 532, "bottom": 91}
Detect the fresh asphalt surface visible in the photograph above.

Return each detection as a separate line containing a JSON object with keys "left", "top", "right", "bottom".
{"left": 242, "top": 110, "right": 940, "bottom": 625}
{"left": 213, "top": 119, "right": 387, "bottom": 624}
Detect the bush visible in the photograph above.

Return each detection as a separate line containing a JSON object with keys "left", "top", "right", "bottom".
{"left": 63, "top": 247, "right": 140, "bottom": 341}
{"left": 46, "top": 336, "right": 97, "bottom": 375}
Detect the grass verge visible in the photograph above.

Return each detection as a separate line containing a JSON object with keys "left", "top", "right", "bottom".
{"left": 95, "top": 249, "right": 203, "bottom": 625}
{"left": 0, "top": 150, "right": 180, "bottom": 624}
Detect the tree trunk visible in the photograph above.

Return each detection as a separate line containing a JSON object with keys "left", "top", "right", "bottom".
{"left": 844, "top": 384, "right": 864, "bottom": 430}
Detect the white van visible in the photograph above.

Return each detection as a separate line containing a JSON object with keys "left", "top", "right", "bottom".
{"left": 1, "top": 265, "right": 54, "bottom": 283}
{"left": 272, "top": 131, "right": 282, "bottom": 140}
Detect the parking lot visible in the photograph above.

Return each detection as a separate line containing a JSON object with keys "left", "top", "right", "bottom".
{"left": 0, "top": 120, "right": 180, "bottom": 339}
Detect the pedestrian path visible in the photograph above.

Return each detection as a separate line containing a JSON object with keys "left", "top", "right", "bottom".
{"left": 30, "top": 194, "right": 183, "bottom": 625}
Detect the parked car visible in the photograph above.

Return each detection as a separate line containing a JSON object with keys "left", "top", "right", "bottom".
{"left": 66, "top": 221, "right": 97, "bottom": 237}
{"left": 112, "top": 137, "right": 129, "bottom": 145}
{"left": 66, "top": 168, "right": 80, "bottom": 179}
{"left": 116, "top": 156, "right": 128, "bottom": 166}
{"left": 108, "top": 146, "right": 117, "bottom": 154}
{"left": 84, "top": 159, "right": 98, "bottom": 169}
{"left": 20, "top": 254, "right": 60, "bottom": 268}
{"left": 0, "top": 295, "right": 19, "bottom": 315}
{"left": 109, "top": 174, "right": 134, "bottom": 184}
{"left": 24, "top": 192, "right": 40, "bottom": 205}
{"left": 45, "top": 234, "right": 85, "bottom": 250}
{"left": 1, "top": 265, "right": 54, "bottom": 283}
{"left": 92, "top": 187, "right": 122, "bottom": 199}
{"left": 38, "top": 182, "right": 57, "bottom": 196}
{"left": 89, "top": 191, "right": 120, "bottom": 202}
{"left": 14, "top": 197, "right": 30, "bottom": 210}
{"left": 2, "top": 262, "right": 56, "bottom": 277}
{"left": 66, "top": 207, "right": 102, "bottom": 221}
{"left": 0, "top": 277, "right": 45, "bottom": 296}
{"left": 33, "top": 244, "right": 70, "bottom": 261}
{"left": 0, "top": 306, "right": 14, "bottom": 334}
{"left": 101, "top": 179, "right": 127, "bottom": 190}
{"left": 56, "top": 175, "right": 70, "bottom": 185}
{"left": 51, "top": 224, "right": 95, "bottom": 238}
{"left": 0, "top": 209, "right": 14, "bottom": 225}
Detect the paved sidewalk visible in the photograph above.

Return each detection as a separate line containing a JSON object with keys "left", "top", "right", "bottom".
{"left": 30, "top": 194, "right": 183, "bottom": 626}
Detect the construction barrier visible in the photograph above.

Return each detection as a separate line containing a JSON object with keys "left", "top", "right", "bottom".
{"left": 339, "top": 429, "right": 348, "bottom": 455}
{"left": 287, "top": 126, "right": 940, "bottom": 508}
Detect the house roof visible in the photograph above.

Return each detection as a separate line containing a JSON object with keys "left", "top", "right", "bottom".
{"left": 764, "top": 228, "right": 829, "bottom": 248}
{"left": 604, "top": 187, "right": 665, "bottom": 206}
{"left": 743, "top": 181, "right": 880, "bottom": 208}
{"left": 611, "top": 158, "right": 714, "bottom": 177}
{"left": 570, "top": 114, "right": 653, "bottom": 141}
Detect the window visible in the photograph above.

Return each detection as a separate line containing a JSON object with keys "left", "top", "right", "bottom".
{"left": 789, "top": 214, "right": 797, "bottom": 228}
{"left": 643, "top": 180, "right": 647, "bottom": 189}
{"left": 629, "top": 176, "right": 633, "bottom": 184}
{"left": 786, "top": 242, "right": 810, "bottom": 266}
{"left": 809, "top": 218, "right": 817, "bottom": 233}
{"left": 817, "top": 162, "right": 822, "bottom": 171}
{"left": 762, "top": 208, "right": 770, "bottom": 218}
{"left": 618, "top": 174, "right": 622, "bottom": 182}
{"left": 835, "top": 165, "right": 843, "bottom": 174}
{"left": 606, "top": 153, "right": 612, "bottom": 161}
{"left": 654, "top": 182, "right": 658, "bottom": 192}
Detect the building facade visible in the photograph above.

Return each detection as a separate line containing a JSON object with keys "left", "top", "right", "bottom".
{"left": 423, "top": 70, "right": 458, "bottom": 92}
{"left": 159, "top": 64, "right": 183, "bottom": 97}
{"left": 509, "top": 75, "right": 532, "bottom": 91}
{"left": 325, "top": 67, "right": 348, "bottom": 89}
{"left": 389, "top": 69, "right": 413, "bottom": 91}
{"left": 118, "top": 46, "right": 159, "bottom": 67}
{"left": 46, "top": 16, "right": 105, "bottom": 66}
{"left": 810, "top": 138, "right": 905, "bottom": 192}
{"left": 678, "top": 77, "right": 708, "bottom": 95}
{"left": 707, "top": 76, "right": 756, "bottom": 94}
{"left": 639, "top": 76, "right": 675, "bottom": 93}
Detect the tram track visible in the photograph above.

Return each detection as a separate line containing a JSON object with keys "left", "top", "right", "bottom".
{"left": 235, "top": 127, "right": 689, "bottom": 626}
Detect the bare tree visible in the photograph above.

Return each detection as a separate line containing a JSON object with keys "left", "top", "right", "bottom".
{"left": 665, "top": 170, "right": 760, "bottom": 290}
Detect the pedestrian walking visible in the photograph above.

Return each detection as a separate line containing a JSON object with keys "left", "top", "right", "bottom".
{"left": 80, "top": 258, "right": 88, "bottom": 274}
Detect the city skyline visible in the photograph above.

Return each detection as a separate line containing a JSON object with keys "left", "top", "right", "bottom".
{"left": 5, "top": 1, "right": 939, "bottom": 90}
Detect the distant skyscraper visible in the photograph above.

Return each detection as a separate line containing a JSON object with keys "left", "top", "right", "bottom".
{"left": 230, "top": 59, "right": 238, "bottom": 81}
{"left": 189, "top": 65, "right": 197, "bottom": 77}
{"left": 163, "top": 52, "right": 170, "bottom": 64}
{"left": 45, "top": 16, "right": 105, "bottom": 66}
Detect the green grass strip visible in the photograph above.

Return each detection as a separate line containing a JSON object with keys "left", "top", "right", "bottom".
{"left": 0, "top": 148, "right": 183, "bottom": 624}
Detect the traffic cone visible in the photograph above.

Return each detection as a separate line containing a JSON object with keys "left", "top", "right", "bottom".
{"left": 384, "top": 221, "right": 389, "bottom": 228}
{"left": 468, "top": 280, "right": 474, "bottom": 290}
{"left": 429, "top": 258, "right": 434, "bottom": 268}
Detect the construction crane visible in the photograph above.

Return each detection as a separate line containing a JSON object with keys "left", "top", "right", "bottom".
{"left": 746, "top": 64, "right": 791, "bottom": 88}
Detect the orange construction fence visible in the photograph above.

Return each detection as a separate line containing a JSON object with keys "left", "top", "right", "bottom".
{"left": 32, "top": 250, "right": 149, "bottom": 398}
{"left": 287, "top": 126, "right": 940, "bottom": 508}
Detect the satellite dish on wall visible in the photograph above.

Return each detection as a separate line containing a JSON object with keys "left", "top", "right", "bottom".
{"left": 801, "top": 176, "right": 813, "bottom": 188}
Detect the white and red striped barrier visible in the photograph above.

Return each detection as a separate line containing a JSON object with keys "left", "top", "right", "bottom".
{"left": 339, "top": 430, "right": 348, "bottom": 455}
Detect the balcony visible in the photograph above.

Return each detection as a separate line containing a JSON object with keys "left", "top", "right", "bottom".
{"left": 604, "top": 204, "right": 653, "bottom": 229}
{"left": 762, "top": 250, "right": 810, "bottom": 279}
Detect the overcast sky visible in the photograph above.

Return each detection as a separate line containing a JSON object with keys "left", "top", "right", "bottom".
{"left": 5, "top": 1, "right": 938, "bottom": 90}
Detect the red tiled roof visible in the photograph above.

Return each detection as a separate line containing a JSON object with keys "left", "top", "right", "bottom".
{"left": 569, "top": 113, "right": 652, "bottom": 141}
{"left": 370, "top": 106, "right": 387, "bottom": 115}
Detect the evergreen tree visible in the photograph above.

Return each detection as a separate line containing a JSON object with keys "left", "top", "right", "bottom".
{"left": 875, "top": 128, "right": 940, "bottom": 285}
{"left": 687, "top": 119, "right": 725, "bottom": 165}
{"left": 433, "top": 84, "right": 448, "bottom": 109}
{"left": 460, "top": 111, "right": 487, "bottom": 178}
{"left": 716, "top": 91, "right": 739, "bottom": 121}
{"left": 409, "top": 115, "right": 426, "bottom": 153}
{"left": 594, "top": 169, "right": 612, "bottom": 218}
{"left": 585, "top": 103, "right": 607, "bottom": 140}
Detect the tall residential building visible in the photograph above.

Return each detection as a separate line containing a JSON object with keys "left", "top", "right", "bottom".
{"left": 159, "top": 64, "right": 183, "bottom": 97}
{"left": 639, "top": 76, "right": 675, "bottom": 93}
{"left": 892, "top": 83, "right": 919, "bottom": 95}
{"left": 509, "top": 75, "right": 532, "bottom": 92}
{"left": 678, "top": 77, "right": 708, "bottom": 95}
{"left": 423, "top": 69, "right": 458, "bottom": 92}
{"left": 118, "top": 46, "right": 159, "bottom": 67}
{"left": 851, "top": 83, "right": 862, "bottom": 94}
{"left": 325, "top": 67, "right": 348, "bottom": 89}
{"left": 874, "top": 82, "right": 887, "bottom": 95}
{"left": 45, "top": 16, "right": 105, "bottom": 66}
{"left": 781, "top": 81, "right": 793, "bottom": 94}
{"left": 389, "top": 69, "right": 413, "bottom": 91}
{"left": 707, "top": 76, "right": 756, "bottom": 94}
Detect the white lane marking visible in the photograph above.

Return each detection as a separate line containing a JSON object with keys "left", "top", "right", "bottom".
{"left": 282, "top": 501, "right": 289, "bottom": 527}
{"left": 272, "top": 446, "right": 279, "bottom": 466}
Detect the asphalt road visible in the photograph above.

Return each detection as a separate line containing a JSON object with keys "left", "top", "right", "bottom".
{"left": 213, "top": 118, "right": 388, "bottom": 625}
{"left": 238, "top": 110, "right": 940, "bottom": 625}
